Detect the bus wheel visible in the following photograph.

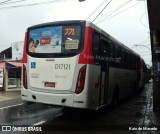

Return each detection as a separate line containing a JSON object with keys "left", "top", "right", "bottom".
{"left": 111, "top": 88, "right": 119, "bottom": 108}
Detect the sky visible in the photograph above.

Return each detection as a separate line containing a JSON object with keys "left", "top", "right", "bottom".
{"left": 0, "top": 0, "right": 151, "bottom": 65}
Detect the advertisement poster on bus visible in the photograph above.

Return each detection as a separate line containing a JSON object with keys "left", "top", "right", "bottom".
{"left": 29, "top": 26, "right": 62, "bottom": 53}
{"left": 0, "top": 68, "right": 4, "bottom": 87}
{"left": 12, "top": 41, "right": 24, "bottom": 61}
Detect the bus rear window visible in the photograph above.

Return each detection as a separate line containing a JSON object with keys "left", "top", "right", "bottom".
{"left": 28, "top": 25, "right": 82, "bottom": 57}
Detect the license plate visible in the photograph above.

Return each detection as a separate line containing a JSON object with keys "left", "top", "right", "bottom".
{"left": 44, "top": 82, "right": 56, "bottom": 88}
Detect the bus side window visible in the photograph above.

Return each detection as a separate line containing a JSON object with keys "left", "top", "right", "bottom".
{"left": 132, "top": 55, "right": 136, "bottom": 69}
{"left": 131, "top": 54, "right": 135, "bottom": 69}
{"left": 105, "top": 41, "right": 110, "bottom": 58}
{"left": 124, "top": 51, "right": 127, "bottom": 68}
{"left": 115, "top": 45, "right": 118, "bottom": 66}
{"left": 92, "top": 32, "right": 100, "bottom": 63}
{"left": 115, "top": 45, "right": 118, "bottom": 58}
{"left": 126, "top": 52, "right": 129, "bottom": 68}
{"left": 129, "top": 53, "right": 132, "bottom": 69}
{"left": 111, "top": 43, "right": 115, "bottom": 58}
{"left": 100, "top": 40, "right": 107, "bottom": 58}
{"left": 110, "top": 43, "right": 115, "bottom": 66}
{"left": 118, "top": 47, "right": 122, "bottom": 66}
{"left": 121, "top": 48, "right": 124, "bottom": 67}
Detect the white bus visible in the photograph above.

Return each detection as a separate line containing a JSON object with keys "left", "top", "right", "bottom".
{"left": 22, "top": 20, "right": 146, "bottom": 110}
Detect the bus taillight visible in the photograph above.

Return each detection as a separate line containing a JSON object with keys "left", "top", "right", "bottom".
{"left": 22, "top": 32, "right": 28, "bottom": 63}
{"left": 23, "top": 64, "right": 28, "bottom": 89}
{"left": 75, "top": 65, "right": 86, "bottom": 94}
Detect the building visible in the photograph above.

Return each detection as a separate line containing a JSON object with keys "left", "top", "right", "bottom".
{"left": 147, "top": 0, "right": 160, "bottom": 110}
{"left": 0, "top": 61, "right": 22, "bottom": 91}
{"left": 0, "top": 42, "right": 23, "bottom": 92}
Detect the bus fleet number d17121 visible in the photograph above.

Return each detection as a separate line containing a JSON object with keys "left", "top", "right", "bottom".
{"left": 55, "top": 64, "right": 71, "bottom": 70}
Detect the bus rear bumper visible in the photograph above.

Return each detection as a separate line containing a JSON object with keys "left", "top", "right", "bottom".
{"left": 21, "top": 88, "right": 93, "bottom": 109}
{"left": 21, "top": 88, "right": 74, "bottom": 107}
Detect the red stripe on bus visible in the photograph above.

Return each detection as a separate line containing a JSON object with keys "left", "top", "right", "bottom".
{"left": 78, "top": 27, "right": 94, "bottom": 64}
{"left": 22, "top": 32, "right": 28, "bottom": 63}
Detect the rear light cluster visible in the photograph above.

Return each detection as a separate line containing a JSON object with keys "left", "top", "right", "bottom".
{"left": 23, "top": 64, "right": 28, "bottom": 89}
{"left": 22, "top": 32, "right": 28, "bottom": 63}
{"left": 75, "top": 65, "right": 86, "bottom": 94}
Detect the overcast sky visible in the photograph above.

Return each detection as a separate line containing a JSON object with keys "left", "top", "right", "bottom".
{"left": 0, "top": 0, "right": 151, "bottom": 65}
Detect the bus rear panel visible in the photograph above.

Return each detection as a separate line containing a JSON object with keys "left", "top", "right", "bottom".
{"left": 22, "top": 21, "right": 100, "bottom": 110}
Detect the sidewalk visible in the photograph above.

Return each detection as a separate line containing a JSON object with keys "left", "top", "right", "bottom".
{"left": 153, "top": 78, "right": 160, "bottom": 111}
{"left": 0, "top": 88, "right": 21, "bottom": 102}
{"left": 143, "top": 82, "right": 160, "bottom": 129}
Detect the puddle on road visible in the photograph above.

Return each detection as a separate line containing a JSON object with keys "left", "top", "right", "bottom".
{"left": 0, "top": 102, "right": 63, "bottom": 125}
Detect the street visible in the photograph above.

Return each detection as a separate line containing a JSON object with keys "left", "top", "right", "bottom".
{"left": 0, "top": 100, "right": 63, "bottom": 126}
{"left": 42, "top": 81, "right": 160, "bottom": 133}
{"left": 0, "top": 0, "right": 159, "bottom": 133}
{"left": 0, "top": 82, "right": 160, "bottom": 134}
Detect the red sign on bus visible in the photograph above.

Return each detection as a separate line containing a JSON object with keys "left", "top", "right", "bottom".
{"left": 40, "top": 38, "right": 50, "bottom": 45}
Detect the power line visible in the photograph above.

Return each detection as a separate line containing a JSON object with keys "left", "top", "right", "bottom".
{"left": 92, "top": 0, "right": 112, "bottom": 22}
{"left": 0, "top": 0, "right": 28, "bottom": 5}
{"left": 95, "top": 1, "right": 141, "bottom": 24}
{"left": 136, "top": 37, "right": 150, "bottom": 45}
{"left": 85, "top": 0, "right": 108, "bottom": 20}
{"left": 0, "top": 0, "right": 12, "bottom": 5}
{"left": 95, "top": 0, "right": 133, "bottom": 22}
{"left": 96, "top": 1, "right": 141, "bottom": 24}
{"left": 140, "top": 11, "right": 148, "bottom": 28}
{"left": 0, "top": 0, "right": 68, "bottom": 10}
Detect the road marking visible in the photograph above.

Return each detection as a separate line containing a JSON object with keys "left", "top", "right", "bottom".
{"left": 33, "top": 121, "right": 46, "bottom": 126}
{"left": 0, "top": 103, "right": 24, "bottom": 110}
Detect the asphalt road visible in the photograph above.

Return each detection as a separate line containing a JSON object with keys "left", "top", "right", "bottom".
{"left": 42, "top": 82, "right": 160, "bottom": 134}
{"left": 0, "top": 82, "right": 159, "bottom": 134}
